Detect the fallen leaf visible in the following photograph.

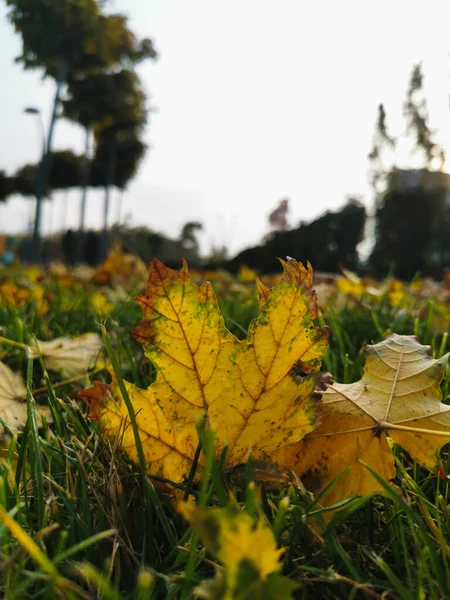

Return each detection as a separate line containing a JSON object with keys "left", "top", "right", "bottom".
{"left": 387, "top": 279, "right": 406, "bottom": 307}
{"left": 335, "top": 277, "right": 366, "bottom": 297}
{"left": 32, "top": 333, "right": 103, "bottom": 378}
{"left": 239, "top": 265, "right": 258, "bottom": 281}
{"left": 272, "top": 333, "right": 450, "bottom": 507}
{"left": 0, "top": 361, "right": 51, "bottom": 434}
{"left": 0, "top": 283, "right": 30, "bottom": 308}
{"left": 22, "top": 266, "right": 42, "bottom": 283}
{"left": 0, "top": 444, "right": 20, "bottom": 490}
{"left": 93, "top": 242, "right": 148, "bottom": 285}
{"left": 89, "top": 292, "right": 114, "bottom": 317}
{"left": 72, "top": 265, "right": 96, "bottom": 282}
{"left": 81, "top": 258, "right": 329, "bottom": 483}
{"left": 30, "top": 285, "right": 50, "bottom": 315}
{"left": 178, "top": 501, "right": 296, "bottom": 599}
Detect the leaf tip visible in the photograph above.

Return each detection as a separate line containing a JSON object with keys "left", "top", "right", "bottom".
{"left": 256, "top": 278, "right": 270, "bottom": 306}
{"left": 279, "top": 256, "right": 313, "bottom": 284}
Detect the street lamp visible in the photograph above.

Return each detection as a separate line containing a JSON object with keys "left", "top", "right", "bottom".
{"left": 24, "top": 106, "right": 48, "bottom": 260}
{"left": 24, "top": 107, "right": 47, "bottom": 156}
{"left": 23, "top": 60, "right": 66, "bottom": 263}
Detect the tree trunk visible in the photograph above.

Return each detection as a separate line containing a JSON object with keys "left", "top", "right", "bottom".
{"left": 32, "top": 59, "right": 67, "bottom": 262}
{"left": 79, "top": 126, "right": 92, "bottom": 232}
{"left": 101, "top": 139, "right": 117, "bottom": 259}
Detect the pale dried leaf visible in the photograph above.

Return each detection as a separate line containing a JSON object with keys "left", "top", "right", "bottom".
{"left": 0, "top": 361, "right": 51, "bottom": 433}
{"left": 32, "top": 333, "right": 103, "bottom": 377}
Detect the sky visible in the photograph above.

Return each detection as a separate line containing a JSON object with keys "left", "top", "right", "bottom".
{"left": 1, "top": 0, "right": 450, "bottom": 256}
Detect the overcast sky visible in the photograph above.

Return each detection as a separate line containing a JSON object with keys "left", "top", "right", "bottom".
{"left": 1, "top": 0, "right": 450, "bottom": 256}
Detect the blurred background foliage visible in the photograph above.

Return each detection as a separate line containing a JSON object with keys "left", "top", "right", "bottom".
{"left": 0, "top": 1, "right": 449, "bottom": 281}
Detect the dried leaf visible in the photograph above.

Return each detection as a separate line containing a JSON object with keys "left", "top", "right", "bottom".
{"left": 81, "top": 258, "right": 329, "bottom": 482}
{"left": 93, "top": 242, "right": 148, "bottom": 285}
{"left": 32, "top": 333, "right": 103, "bottom": 377}
{"left": 272, "top": 334, "right": 450, "bottom": 507}
{"left": 0, "top": 362, "right": 51, "bottom": 434}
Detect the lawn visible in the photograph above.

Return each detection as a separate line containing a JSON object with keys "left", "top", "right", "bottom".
{"left": 0, "top": 248, "right": 449, "bottom": 600}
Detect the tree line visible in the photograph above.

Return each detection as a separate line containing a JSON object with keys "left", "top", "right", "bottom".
{"left": 227, "top": 61, "right": 450, "bottom": 280}
{"left": 1, "top": 9, "right": 449, "bottom": 281}
{"left": 0, "top": 0, "right": 156, "bottom": 257}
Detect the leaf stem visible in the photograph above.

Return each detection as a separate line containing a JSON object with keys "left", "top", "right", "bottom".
{"left": 380, "top": 421, "right": 450, "bottom": 437}
{"left": 0, "top": 336, "right": 32, "bottom": 351}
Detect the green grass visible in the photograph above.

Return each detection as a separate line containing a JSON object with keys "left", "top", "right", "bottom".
{"left": 0, "top": 271, "right": 450, "bottom": 599}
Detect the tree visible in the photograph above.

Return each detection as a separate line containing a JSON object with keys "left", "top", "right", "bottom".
{"left": 89, "top": 125, "right": 147, "bottom": 259}
{"left": 0, "top": 151, "right": 84, "bottom": 200}
{"left": 368, "top": 63, "right": 449, "bottom": 278}
{"left": 63, "top": 70, "right": 147, "bottom": 133}
{"left": 403, "top": 64, "right": 445, "bottom": 168}
{"left": 90, "top": 131, "right": 146, "bottom": 192}
{"left": 0, "top": 127, "right": 146, "bottom": 243}
{"left": 6, "top": 0, "right": 103, "bottom": 254}
{"left": 0, "top": 171, "right": 16, "bottom": 202}
{"left": 369, "top": 64, "right": 445, "bottom": 189}
{"left": 369, "top": 169, "right": 450, "bottom": 279}
{"left": 113, "top": 225, "right": 167, "bottom": 263}
{"left": 62, "top": 69, "right": 148, "bottom": 230}
{"left": 48, "top": 151, "right": 84, "bottom": 190}
{"left": 6, "top": 0, "right": 157, "bottom": 258}
{"left": 368, "top": 104, "right": 396, "bottom": 197}
{"left": 180, "top": 222, "right": 203, "bottom": 263}
{"left": 267, "top": 198, "right": 290, "bottom": 235}
{"left": 227, "top": 200, "right": 366, "bottom": 274}
{"left": 6, "top": 1, "right": 155, "bottom": 76}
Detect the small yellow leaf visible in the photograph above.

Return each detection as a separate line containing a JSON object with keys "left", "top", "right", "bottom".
{"left": 89, "top": 292, "right": 114, "bottom": 316}
{"left": 0, "top": 444, "right": 20, "bottom": 490}
{"left": 0, "top": 440, "right": 33, "bottom": 493}
{"left": 0, "top": 283, "right": 30, "bottom": 308}
{"left": 0, "top": 362, "right": 51, "bottom": 433}
{"left": 22, "top": 266, "right": 42, "bottom": 283}
{"left": 178, "top": 501, "right": 288, "bottom": 598}
{"left": 272, "top": 333, "right": 450, "bottom": 507}
{"left": 335, "top": 278, "right": 366, "bottom": 296}
{"left": 93, "top": 242, "right": 148, "bottom": 285}
{"left": 81, "top": 258, "right": 329, "bottom": 483}
{"left": 387, "top": 279, "right": 406, "bottom": 307}
{"left": 32, "top": 333, "right": 103, "bottom": 378}
{"left": 30, "top": 285, "right": 49, "bottom": 316}
{"left": 238, "top": 265, "right": 258, "bottom": 281}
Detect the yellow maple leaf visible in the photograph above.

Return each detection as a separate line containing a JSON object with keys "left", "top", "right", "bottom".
{"left": 0, "top": 283, "right": 30, "bottom": 308}
{"left": 178, "top": 501, "right": 293, "bottom": 599}
{"left": 31, "top": 333, "right": 103, "bottom": 378}
{"left": 387, "top": 279, "right": 406, "bottom": 307}
{"left": 30, "top": 285, "right": 49, "bottom": 316}
{"left": 272, "top": 333, "right": 450, "bottom": 508}
{"left": 22, "top": 266, "right": 42, "bottom": 283}
{"left": 89, "top": 292, "right": 114, "bottom": 317}
{"left": 93, "top": 242, "right": 148, "bottom": 285}
{"left": 238, "top": 265, "right": 258, "bottom": 282}
{"left": 81, "top": 258, "right": 329, "bottom": 483}
{"left": 0, "top": 361, "right": 51, "bottom": 434}
{"left": 335, "top": 277, "right": 366, "bottom": 297}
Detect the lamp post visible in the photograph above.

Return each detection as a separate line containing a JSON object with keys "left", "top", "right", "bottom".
{"left": 24, "top": 107, "right": 47, "bottom": 155}
{"left": 23, "top": 61, "right": 67, "bottom": 262}
{"left": 24, "top": 106, "right": 47, "bottom": 261}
